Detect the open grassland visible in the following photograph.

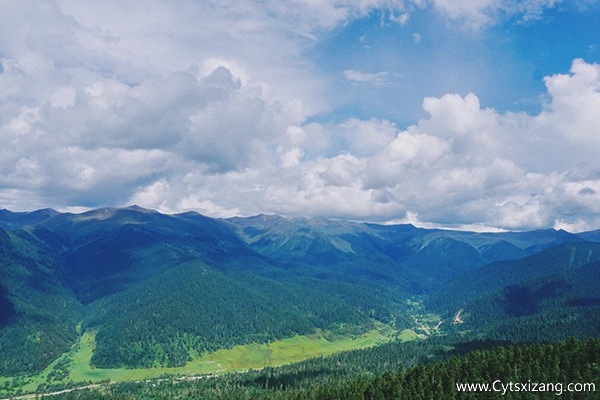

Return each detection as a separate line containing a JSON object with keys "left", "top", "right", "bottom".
{"left": 70, "top": 323, "right": 412, "bottom": 382}
{"left": 0, "top": 323, "right": 418, "bottom": 398}
{"left": 0, "top": 350, "right": 70, "bottom": 396}
{"left": 196, "top": 326, "right": 410, "bottom": 373}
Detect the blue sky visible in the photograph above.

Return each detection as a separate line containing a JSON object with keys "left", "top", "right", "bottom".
{"left": 1, "top": 0, "right": 600, "bottom": 231}
{"left": 311, "top": 4, "right": 600, "bottom": 123}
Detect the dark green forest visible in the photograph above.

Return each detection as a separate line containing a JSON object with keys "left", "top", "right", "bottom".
{"left": 427, "top": 242, "right": 600, "bottom": 343}
{"left": 88, "top": 262, "right": 385, "bottom": 368}
{"left": 0, "top": 229, "right": 82, "bottom": 375}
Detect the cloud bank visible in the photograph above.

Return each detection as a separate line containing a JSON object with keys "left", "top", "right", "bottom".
{"left": 1, "top": 1, "right": 600, "bottom": 231}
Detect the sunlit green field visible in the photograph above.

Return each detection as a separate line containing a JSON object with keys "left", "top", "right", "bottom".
{"left": 0, "top": 324, "right": 418, "bottom": 397}
{"left": 70, "top": 324, "right": 410, "bottom": 382}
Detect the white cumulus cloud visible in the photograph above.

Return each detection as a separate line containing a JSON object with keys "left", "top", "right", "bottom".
{"left": 1, "top": 1, "right": 600, "bottom": 232}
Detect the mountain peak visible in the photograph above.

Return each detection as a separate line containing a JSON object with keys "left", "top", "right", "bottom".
{"left": 122, "top": 204, "right": 157, "bottom": 213}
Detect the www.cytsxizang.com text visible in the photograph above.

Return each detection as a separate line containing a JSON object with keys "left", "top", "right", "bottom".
{"left": 456, "top": 380, "right": 596, "bottom": 396}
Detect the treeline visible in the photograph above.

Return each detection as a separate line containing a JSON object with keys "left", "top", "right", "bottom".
{"left": 45, "top": 338, "right": 600, "bottom": 399}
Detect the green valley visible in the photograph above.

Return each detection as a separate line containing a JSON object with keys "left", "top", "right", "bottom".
{"left": 0, "top": 323, "right": 416, "bottom": 398}
{"left": 1, "top": 206, "right": 600, "bottom": 399}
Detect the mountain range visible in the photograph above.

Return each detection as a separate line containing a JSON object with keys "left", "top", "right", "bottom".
{"left": 0, "top": 205, "right": 599, "bottom": 376}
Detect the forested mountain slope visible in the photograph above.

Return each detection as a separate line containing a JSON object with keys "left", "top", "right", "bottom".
{"left": 0, "top": 206, "right": 598, "bottom": 376}
{"left": 0, "top": 228, "right": 82, "bottom": 375}
{"left": 428, "top": 241, "right": 600, "bottom": 341}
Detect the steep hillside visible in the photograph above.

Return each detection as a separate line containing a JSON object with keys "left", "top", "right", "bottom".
{"left": 86, "top": 260, "right": 377, "bottom": 368}
{"left": 428, "top": 241, "right": 600, "bottom": 341}
{"left": 0, "top": 228, "right": 82, "bottom": 375}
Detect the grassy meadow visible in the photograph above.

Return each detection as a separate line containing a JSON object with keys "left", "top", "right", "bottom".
{"left": 0, "top": 323, "right": 417, "bottom": 398}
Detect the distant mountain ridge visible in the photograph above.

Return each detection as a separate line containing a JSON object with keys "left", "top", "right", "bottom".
{"left": 0, "top": 206, "right": 599, "bottom": 375}
{"left": 0, "top": 208, "right": 59, "bottom": 230}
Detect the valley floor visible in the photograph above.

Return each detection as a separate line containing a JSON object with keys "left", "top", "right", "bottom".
{"left": 0, "top": 323, "right": 418, "bottom": 398}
